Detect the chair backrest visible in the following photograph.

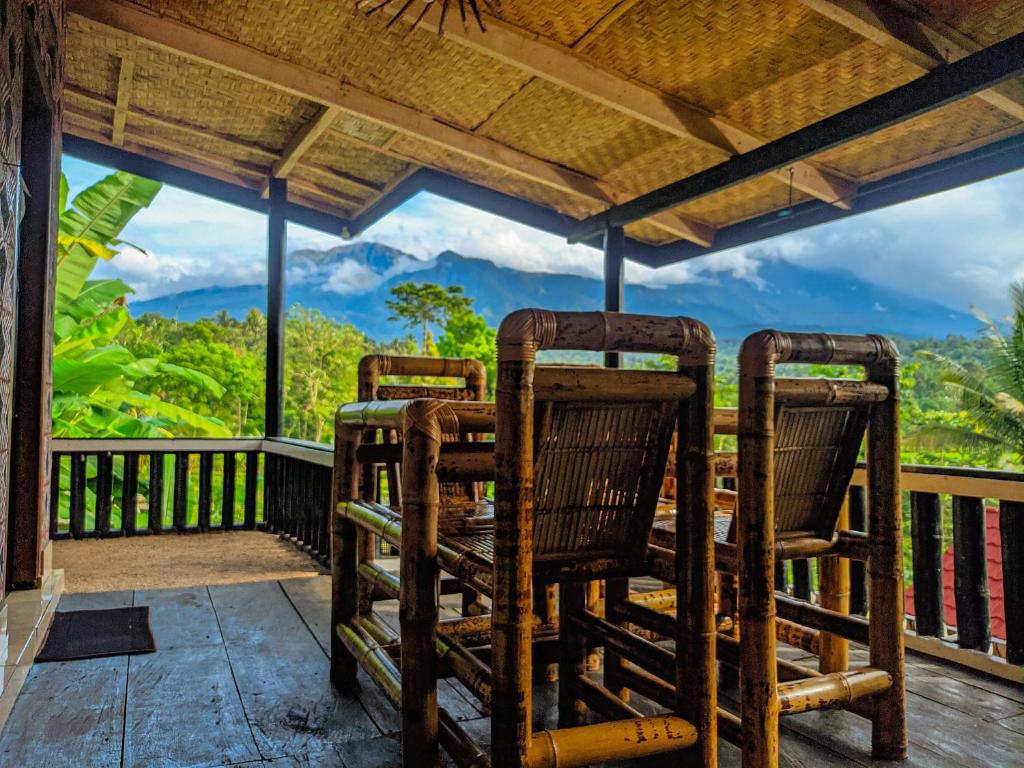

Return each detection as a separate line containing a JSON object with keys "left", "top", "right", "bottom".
{"left": 357, "top": 355, "right": 487, "bottom": 513}
{"left": 496, "top": 310, "right": 716, "bottom": 572}
{"left": 358, "top": 355, "right": 486, "bottom": 403}
{"left": 739, "top": 331, "right": 900, "bottom": 545}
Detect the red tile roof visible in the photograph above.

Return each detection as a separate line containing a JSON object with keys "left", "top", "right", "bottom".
{"left": 905, "top": 506, "right": 1005, "bottom": 640}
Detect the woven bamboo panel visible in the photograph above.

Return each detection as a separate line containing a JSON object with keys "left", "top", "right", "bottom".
{"left": 66, "top": 17, "right": 122, "bottom": 100}
{"left": 478, "top": 78, "right": 674, "bottom": 178}
{"left": 601, "top": 136, "right": 723, "bottom": 196}
{"left": 721, "top": 41, "right": 920, "bottom": 141}
{"left": 389, "top": 134, "right": 604, "bottom": 219}
{"left": 675, "top": 176, "right": 812, "bottom": 228}
{"left": 131, "top": 47, "right": 315, "bottom": 150}
{"left": 915, "top": 0, "right": 1024, "bottom": 46}
{"left": 287, "top": 166, "right": 367, "bottom": 211}
{"left": 132, "top": 121, "right": 272, "bottom": 175}
{"left": 814, "top": 99, "right": 1022, "bottom": 180}
{"left": 332, "top": 113, "right": 396, "bottom": 149}
{"left": 583, "top": 0, "right": 863, "bottom": 112}
{"left": 496, "top": 0, "right": 628, "bottom": 47}
{"left": 304, "top": 132, "right": 412, "bottom": 186}
{"left": 131, "top": 0, "right": 529, "bottom": 131}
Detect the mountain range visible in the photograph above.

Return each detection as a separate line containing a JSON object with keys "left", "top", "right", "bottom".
{"left": 132, "top": 242, "right": 979, "bottom": 340}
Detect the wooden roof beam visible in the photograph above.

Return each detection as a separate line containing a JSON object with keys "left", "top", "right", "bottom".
{"left": 568, "top": 31, "right": 1024, "bottom": 242}
{"left": 361, "top": 0, "right": 857, "bottom": 209}
{"left": 260, "top": 105, "right": 342, "bottom": 197}
{"left": 799, "top": 0, "right": 1024, "bottom": 121}
{"left": 111, "top": 41, "right": 136, "bottom": 145}
{"left": 70, "top": 0, "right": 715, "bottom": 247}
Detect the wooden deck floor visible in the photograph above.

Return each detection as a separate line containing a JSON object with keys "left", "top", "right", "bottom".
{"left": 2, "top": 576, "right": 1021, "bottom": 767}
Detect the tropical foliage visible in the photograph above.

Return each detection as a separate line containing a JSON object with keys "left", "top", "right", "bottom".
{"left": 912, "top": 281, "right": 1024, "bottom": 465}
{"left": 53, "top": 172, "right": 229, "bottom": 438}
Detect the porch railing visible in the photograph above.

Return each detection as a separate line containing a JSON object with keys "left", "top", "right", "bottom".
{"left": 48, "top": 437, "right": 334, "bottom": 563}
{"left": 47, "top": 439, "right": 1022, "bottom": 677}
{"left": 773, "top": 464, "right": 1023, "bottom": 681}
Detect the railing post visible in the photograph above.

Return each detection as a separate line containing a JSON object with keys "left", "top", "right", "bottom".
{"left": 1000, "top": 500, "right": 1024, "bottom": 664}
{"left": 149, "top": 453, "right": 165, "bottom": 533}
{"left": 173, "top": 453, "right": 190, "bottom": 533}
{"left": 952, "top": 495, "right": 990, "bottom": 651}
{"left": 265, "top": 177, "right": 287, "bottom": 438}
{"left": 122, "top": 453, "right": 139, "bottom": 535}
{"left": 910, "top": 491, "right": 944, "bottom": 636}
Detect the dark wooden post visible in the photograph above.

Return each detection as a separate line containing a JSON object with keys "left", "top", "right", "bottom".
{"left": 910, "top": 491, "right": 944, "bottom": 636}
{"left": 1000, "top": 500, "right": 1024, "bottom": 665}
{"left": 952, "top": 495, "right": 990, "bottom": 650}
{"left": 603, "top": 226, "right": 625, "bottom": 368}
{"left": 265, "top": 177, "right": 287, "bottom": 437}
{"left": 8, "top": 27, "right": 61, "bottom": 588}
{"left": 601, "top": 226, "right": 629, "bottom": 700}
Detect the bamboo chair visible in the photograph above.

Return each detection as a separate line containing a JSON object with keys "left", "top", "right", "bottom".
{"left": 332, "top": 309, "right": 719, "bottom": 768}
{"left": 357, "top": 354, "right": 490, "bottom": 615}
{"left": 624, "top": 330, "right": 906, "bottom": 768}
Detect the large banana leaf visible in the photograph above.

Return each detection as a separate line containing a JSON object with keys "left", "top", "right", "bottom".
{"left": 157, "top": 362, "right": 226, "bottom": 398}
{"left": 57, "top": 172, "right": 161, "bottom": 305}
{"left": 53, "top": 345, "right": 137, "bottom": 394}
{"left": 60, "top": 279, "right": 133, "bottom": 321}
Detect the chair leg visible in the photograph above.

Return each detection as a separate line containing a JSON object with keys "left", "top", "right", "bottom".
{"left": 602, "top": 577, "right": 629, "bottom": 700}
{"left": 717, "top": 571, "right": 739, "bottom": 689}
{"left": 558, "top": 581, "right": 588, "bottom": 728}
{"left": 533, "top": 581, "right": 558, "bottom": 683}
{"left": 331, "top": 512, "right": 359, "bottom": 689}
{"left": 868, "top": 518, "right": 908, "bottom": 760}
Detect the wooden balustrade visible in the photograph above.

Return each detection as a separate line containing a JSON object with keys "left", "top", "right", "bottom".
{"left": 48, "top": 437, "right": 334, "bottom": 564}
{"left": 49, "top": 436, "right": 1023, "bottom": 677}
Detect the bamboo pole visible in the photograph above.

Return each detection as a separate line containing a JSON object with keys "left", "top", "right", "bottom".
{"left": 819, "top": 499, "right": 851, "bottom": 673}
{"left": 492, "top": 313, "right": 537, "bottom": 768}
{"left": 530, "top": 716, "right": 698, "bottom": 768}
{"left": 777, "top": 669, "right": 892, "bottom": 715}
{"left": 399, "top": 400, "right": 444, "bottom": 767}
{"left": 331, "top": 419, "right": 362, "bottom": 688}
{"left": 677, "top": 352, "right": 718, "bottom": 768}
{"left": 866, "top": 350, "right": 908, "bottom": 760}
{"left": 737, "top": 334, "right": 780, "bottom": 768}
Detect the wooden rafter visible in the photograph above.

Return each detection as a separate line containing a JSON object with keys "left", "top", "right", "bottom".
{"left": 70, "top": 0, "right": 716, "bottom": 247}
{"left": 260, "top": 105, "right": 342, "bottom": 197}
{"left": 111, "top": 41, "right": 136, "bottom": 145}
{"left": 366, "top": 0, "right": 858, "bottom": 209}
{"left": 799, "top": 0, "right": 1024, "bottom": 121}
{"left": 569, "top": 31, "right": 1024, "bottom": 241}
{"left": 67, "top": 84, "right": 385, "bottom": 197}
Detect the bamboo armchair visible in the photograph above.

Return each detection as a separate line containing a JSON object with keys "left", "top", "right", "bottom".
{"left": 356, "top": 354, "right": 491, "bottom": 614}
{"left": 332, "top": 309, "right": 719, "bottom": 768}
{"left": 626, "top": 330, "right": 906, "bottom": 768}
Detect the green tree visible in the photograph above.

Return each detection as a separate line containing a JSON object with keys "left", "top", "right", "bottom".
{"left": 916, "top": 281, "right": 1024, "bottom": 465}
{"left": 53, "top": 171, "right": 229, "bottom": 438}
{"left": 437, "top": 306, "right": 497, "bottom": 396}
{"left": 386, "top": 282, "right": 472, "bottom": 354}
{"left": 284, "top": 307, "right": 373, "bottom": 443}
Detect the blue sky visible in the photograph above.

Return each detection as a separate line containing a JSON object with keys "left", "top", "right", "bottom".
{"left": 63, "top": 155, "right": 1024, "bottom": 318}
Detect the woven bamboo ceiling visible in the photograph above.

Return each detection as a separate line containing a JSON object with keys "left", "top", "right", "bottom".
{"left": 64, "top": 0, "right": 1024, "bottom": 258}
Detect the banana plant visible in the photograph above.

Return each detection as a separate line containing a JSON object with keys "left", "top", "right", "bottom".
{"left": 53, "top": 171, "right": 230, "bottom": 438}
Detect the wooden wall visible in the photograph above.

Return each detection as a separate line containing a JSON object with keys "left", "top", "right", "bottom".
{"left": 0, "top": 0, "right": 65, "bottom": 595}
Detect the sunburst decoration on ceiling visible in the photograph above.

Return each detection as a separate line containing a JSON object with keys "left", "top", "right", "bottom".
{"left": 358, "top": 0, "right": 501, "bottom": 35}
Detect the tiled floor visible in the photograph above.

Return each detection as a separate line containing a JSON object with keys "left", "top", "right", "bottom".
{"left": 0, "top": 576, "right": 1021, "bottom": 767}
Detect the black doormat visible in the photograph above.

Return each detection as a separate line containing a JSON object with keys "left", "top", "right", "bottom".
{"left": 35, "top": 606, "right": 156, "bottom": 662}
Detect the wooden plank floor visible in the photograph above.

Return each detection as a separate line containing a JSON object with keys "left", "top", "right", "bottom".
{"left": 1, "top": 576, "right": 1020, "bottom": 767}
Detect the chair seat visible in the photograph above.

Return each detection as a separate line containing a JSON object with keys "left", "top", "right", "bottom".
{"left": 651, "top": 512, "right": 733, "bottom": 549}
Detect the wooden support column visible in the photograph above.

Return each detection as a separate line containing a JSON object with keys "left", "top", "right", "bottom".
{"left": 601, "top": 225, "right": 629, "bottom": 700}
{"left": 265, "top": 177, "right": 287, "bottom": 437}
{"left": 8, "top": 31, "right": 60, "bottom": 589}
{"left": 603, "top": 226, "right": 625, "bottom": 367}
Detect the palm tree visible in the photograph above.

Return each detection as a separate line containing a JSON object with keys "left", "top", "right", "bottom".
{"left": 921, "top": 281, "right": 1024, "bottom": 464}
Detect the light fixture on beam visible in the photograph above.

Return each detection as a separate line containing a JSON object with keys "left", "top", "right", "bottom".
{"left": 358, "top": 0, "right": 500, "bottom": 34}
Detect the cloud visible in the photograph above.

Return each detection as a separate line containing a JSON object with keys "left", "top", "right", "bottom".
{"left": 64, "top": 155, "right": 1024, "bottom": 319}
